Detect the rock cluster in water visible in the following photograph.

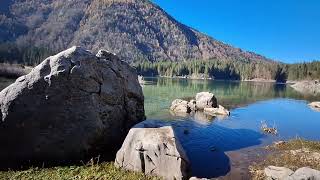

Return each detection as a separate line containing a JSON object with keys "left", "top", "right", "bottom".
{"left": 115, "top": 121, "right": 191, "bottom": 180}
{"left": 0, "top": 46, "right": 145, "bottom": 166}
{"left": 170, "top": 92, "right": 230, "bottom": 117}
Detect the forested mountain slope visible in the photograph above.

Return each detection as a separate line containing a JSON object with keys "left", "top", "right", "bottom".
{"left": 0, "top": 0, "right": 272, "bottom": 63}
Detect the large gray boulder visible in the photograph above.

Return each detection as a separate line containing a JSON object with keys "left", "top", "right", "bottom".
{"left": 0, "top": 46, "right": 145, "bottom": 166}
{"left": 195, "top": 92, "right": 218, "bottom": 110}
{"left": 115, "top": 125, "right": 190, "bottom": 180}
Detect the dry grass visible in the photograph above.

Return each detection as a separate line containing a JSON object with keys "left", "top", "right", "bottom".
{"left": 249, "top": 139, "right": 320, "bottom": 180}
{"left": 0, "top": 160, "right": 161, "bottom": 180}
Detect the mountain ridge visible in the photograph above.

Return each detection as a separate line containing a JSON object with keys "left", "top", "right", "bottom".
{"left": 0, "top": 0, "right": 273, "bottom": 63}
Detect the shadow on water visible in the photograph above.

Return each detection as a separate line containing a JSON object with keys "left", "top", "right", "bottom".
{"left": 140, "top": 119, "right": 264, "bottom": 178}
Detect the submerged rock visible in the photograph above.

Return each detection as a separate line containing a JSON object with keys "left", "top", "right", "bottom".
{"left": 203, "top": 105, "right": 230, "bottom": 116}
{"left": 195, "top": 92, "right": 218, "bottom": 109}
{"left": 0, "top": 46, "right": 145, "bottom": 166}
{"left": 115, "top": 125, "right": 190, "bottom": 180}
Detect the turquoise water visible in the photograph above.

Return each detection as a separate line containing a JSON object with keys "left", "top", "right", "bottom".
{"left": 142, "top": 77, "right": 320, "bottom": 178}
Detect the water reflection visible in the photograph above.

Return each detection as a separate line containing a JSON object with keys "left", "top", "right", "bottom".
{"left": 143, "top": 77, "right": 320, "bottom": 119}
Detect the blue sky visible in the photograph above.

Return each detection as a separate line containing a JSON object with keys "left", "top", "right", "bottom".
{"left": 152, "top": 0, "right": 320, "bottom": 63}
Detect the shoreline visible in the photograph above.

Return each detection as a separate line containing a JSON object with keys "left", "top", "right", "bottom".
{"left": 0, "top": 63, "right": 32, "bottom": 78}
{"left": 143, "top": 75, "right": 313, "bottom": 84}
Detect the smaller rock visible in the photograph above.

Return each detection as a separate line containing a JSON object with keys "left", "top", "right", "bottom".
{"left": 170, "top": 99, "right": 190, "bottom": 114}
{"left": 309, "top": 102, "right": 320, "bottom": 111}
{"left": 286, "top": 167, "right": 320, "bottom": 180}
{"left": 203, "top": 105, "right": 230, "bottom": 116}
{"left": 195, "top": 92, "right": 218, "bottom": 110}
{"left": 115, "top": 125, "right": 191, "bottom": 180}
{"left": 188, "top": 99, "right": 197, "bottom": 112}
{"left": 264, "top": 166, "right": 294, "bottom": 180}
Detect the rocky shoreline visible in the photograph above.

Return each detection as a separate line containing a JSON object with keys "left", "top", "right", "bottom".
{"left": 291, "top": 80, "right": 320, "bottom": 95}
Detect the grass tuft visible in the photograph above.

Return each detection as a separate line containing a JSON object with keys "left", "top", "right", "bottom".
{"left": 249, "top": 139, "right": 320, "bottom": 180}
{"left": 0, "top": 160, "right": 161, "bottom": 180}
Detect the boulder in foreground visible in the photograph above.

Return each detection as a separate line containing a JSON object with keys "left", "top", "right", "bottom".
{"left": 115, "top": 125, "right": 190, "bottom": 180}
{"left": 0, "top": 46, "right": 145, "bottom": 166}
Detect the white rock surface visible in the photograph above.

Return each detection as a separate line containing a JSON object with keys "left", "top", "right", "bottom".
{"left": 195, "top": 92, "right": 218, "bottom": 110}
{"left": 265, "top": 166, "right": 320, "bottom": 180}
{"left": 309, "top": 102, "right": 320, "bottom": 111}
{"left": 115, "top": 126, "right": 190, "bottom": 180}
{"left": 170, "top": 99, "right": 190, "bottom": 114}
{"left": 264, "top": 166, "right": 294, "bottom": 180}
{"left": 285, "top": 167, "right": 320, "bottom": 180}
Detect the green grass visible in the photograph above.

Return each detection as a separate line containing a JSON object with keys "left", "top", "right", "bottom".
{"left": 0, "top": 161, "right": 161, "bottom": 180}
{"left": 249, "top": 139, "right": 320, "bottom": 180}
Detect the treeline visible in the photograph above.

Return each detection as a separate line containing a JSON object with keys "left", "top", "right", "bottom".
{"left": 287, "top": 61, "right": 320, "bottom": 80}
{"left": 135, "top": 60, "right": 320, "bottom": 82}
{"left": 0, "top": 42, "right": 54, "bottom": 66}
{"left": 134, "top": 60, "right": 288, "bottom": 82}
{"left": 0, "top": 42, "right": 319, "bottom": 81}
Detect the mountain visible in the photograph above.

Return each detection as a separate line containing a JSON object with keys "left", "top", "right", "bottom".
{"left": 0, "top": 0, "right": 273, "bottom": 63}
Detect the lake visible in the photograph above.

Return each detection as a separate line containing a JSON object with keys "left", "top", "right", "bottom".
{"left": 1, "top": 77, "right": 320, "bottom": 179}
{"left": 142, "top": 77, "right": 320, "bottom": 179}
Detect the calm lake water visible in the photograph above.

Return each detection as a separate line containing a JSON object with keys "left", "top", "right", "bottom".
{"left": 1, "top": 77, "right": 320, "bottom": 178}
{"left": 142, "top": 77, "right": 320, "bottom": 178}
